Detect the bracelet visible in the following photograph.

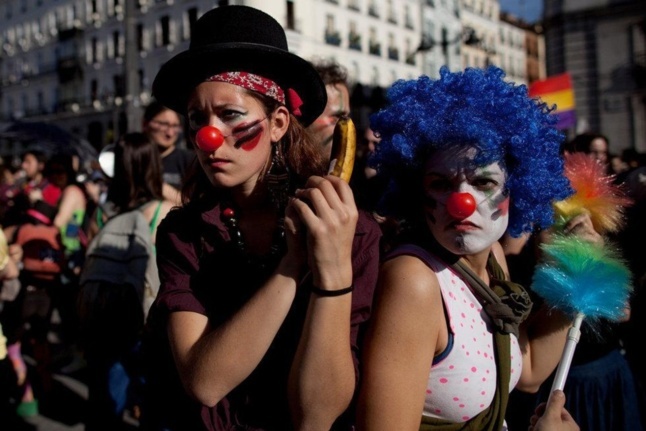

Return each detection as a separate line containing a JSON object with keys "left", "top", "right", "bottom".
{"left": 310, "top": 285, "right": 354, "bottom": 297}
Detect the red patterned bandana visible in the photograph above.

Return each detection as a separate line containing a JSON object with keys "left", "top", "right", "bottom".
{"left": 206, "top": 72, "right": 302, "bottom": 117}
{"left": 206, "top": 72, "right": 285, "bottom": 103}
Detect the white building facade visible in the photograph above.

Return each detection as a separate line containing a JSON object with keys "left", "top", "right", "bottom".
{"left": 1, "top": 0, "right": 533, "bottom": 153}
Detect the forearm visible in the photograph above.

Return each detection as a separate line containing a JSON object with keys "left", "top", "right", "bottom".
{"left": 517, "top": 307, "right": 571, "bottom": 391}
{"left": 172, "top": 265, "right": 300, "bottom": 406}
{"left": 288, "top": 292, "right": 355, "bottom": 430}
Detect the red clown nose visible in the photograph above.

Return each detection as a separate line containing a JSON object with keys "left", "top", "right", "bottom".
{"left": 196, "top": 126, "right": 225, "bottom": 152}
{"left": 446, "top": 192, "right": 477, "bottom": 219}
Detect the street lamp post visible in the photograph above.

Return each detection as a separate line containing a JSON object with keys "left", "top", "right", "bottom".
{"left": 407, "top": 26, "right": 482, "bottom": 68}
{"left": 124, "top": 0, "right": 141, "bottom": 132}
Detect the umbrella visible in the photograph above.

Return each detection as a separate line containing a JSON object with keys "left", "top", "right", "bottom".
{"left": 0, "top": 121, "right": 98, "bottom": 168}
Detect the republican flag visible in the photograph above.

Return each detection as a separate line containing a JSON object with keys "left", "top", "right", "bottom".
{"left": 529, "top": 73, "right": 576, "bottom": 130}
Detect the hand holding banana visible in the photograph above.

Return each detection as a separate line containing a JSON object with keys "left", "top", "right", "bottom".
{"left": 327, "top": 116, "right": 356, "bottom": 183}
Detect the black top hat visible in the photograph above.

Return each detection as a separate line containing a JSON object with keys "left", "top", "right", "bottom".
{"left": 152, "top": 5, "right": 327, "bottom": 127}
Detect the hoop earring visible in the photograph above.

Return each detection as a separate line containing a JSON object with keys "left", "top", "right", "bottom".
{"left": 266, "top": 142, "right": 290, "bottom": 212}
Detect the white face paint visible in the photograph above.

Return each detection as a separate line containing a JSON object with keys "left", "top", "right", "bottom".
{"left": 422, "top": 146, "right": 510, "bottom": 255}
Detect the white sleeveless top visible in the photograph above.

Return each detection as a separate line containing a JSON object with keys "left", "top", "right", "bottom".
{"left": 389, "top": 245, "right": 523, "bottom": 424}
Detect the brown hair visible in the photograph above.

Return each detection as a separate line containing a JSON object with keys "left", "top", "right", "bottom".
{"left": 108, "top": 132, "right": 164, "bottom": 212}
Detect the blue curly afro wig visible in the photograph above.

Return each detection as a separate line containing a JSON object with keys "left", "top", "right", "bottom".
{"left": 369, "top": 66, "right": 573, "bottom": 237}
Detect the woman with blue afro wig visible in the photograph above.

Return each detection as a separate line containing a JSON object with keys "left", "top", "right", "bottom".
{"left": 369, "top": 66, "right": 572, "bottom": 237}
{"left": 356, "top": 67, "right": 577, "bottom": 431}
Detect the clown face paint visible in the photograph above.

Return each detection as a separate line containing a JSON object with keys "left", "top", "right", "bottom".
{"left": 187, "top": 81, "right": 275, "bottom": 190}
{"left": 422, "top": 146, "right": 510, "bottom": 255}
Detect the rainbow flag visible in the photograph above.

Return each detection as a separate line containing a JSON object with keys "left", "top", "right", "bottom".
{"left": 529, "top": 73, "right": 576, "bottom": 130}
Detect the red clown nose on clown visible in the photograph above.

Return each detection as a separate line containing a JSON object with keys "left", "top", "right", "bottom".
{"left": 196, "top": 126, "right": 225, "bottom": 152}
{"left": 445, "top": 192, "right": 477, "bottom": 219}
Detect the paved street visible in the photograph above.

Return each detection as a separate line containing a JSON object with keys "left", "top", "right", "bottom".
{"left": 6, "top": 328, "right": 139, "bottom": 431}
{"left": 25, "top": 374, "right": 86, "bottom": 430}
{"left": 8, "top": 355, "right": 88, "bottom": 431}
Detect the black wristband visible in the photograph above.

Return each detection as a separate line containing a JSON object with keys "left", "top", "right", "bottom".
{"left": 310, "top": 285, "right": 354, "bottom": 297}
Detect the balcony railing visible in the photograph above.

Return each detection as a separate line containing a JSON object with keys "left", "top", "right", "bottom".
{"left": 325, "top": 31, "right": 341, "bottom": 46}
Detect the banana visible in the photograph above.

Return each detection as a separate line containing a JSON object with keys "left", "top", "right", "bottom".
{"left": 328, "top": 116, "right": 356, "bottom": 183}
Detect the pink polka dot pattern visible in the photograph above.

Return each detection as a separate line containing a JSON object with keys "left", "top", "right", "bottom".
{"left": 414, "top": 251, "right": 522, "bottom": 424}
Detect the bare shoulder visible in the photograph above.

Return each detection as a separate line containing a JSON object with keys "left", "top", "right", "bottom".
{"left": 377, "top": 254, "right": 443, "bottom": 309}
{"left": 62, "top": 184, "right": 87, "bottom": 202}
{"left": 159, "top": 199, "right": 176, "bottom": 218}
{"left": 369, "top": 253, "right": 448, "bottom": 357}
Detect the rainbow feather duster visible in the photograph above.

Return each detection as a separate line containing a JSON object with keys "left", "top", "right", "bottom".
{"left": 552, "top": 152, "right": 632, "bottom": 234}
{"left": 531, "top": 152, "right": 634, "bottom": 392}
{"left": 532, "top": 235, "right": 631, "bottom": 323}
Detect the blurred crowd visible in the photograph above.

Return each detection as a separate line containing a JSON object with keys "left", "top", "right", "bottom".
{"left": 0, "top": 100, "right": 193, "bottom": 430}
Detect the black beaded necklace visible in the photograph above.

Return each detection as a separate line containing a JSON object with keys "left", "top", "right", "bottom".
{"left": 220, "top": 204, "right": 286, "bottom": 270}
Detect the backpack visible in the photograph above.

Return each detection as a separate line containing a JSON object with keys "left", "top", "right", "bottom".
{"left": 77, "top": 206, "right": 160, "bottom": 345}
{"left": 15, "top": 223, "right": 65, "bottom": 282}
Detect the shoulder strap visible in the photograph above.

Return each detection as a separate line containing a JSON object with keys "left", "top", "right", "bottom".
{"left": 385, "top": 243, "right": 445, "bottom": 272}
{"left": 149, "top": 200, "right": 163, "bottom": 235}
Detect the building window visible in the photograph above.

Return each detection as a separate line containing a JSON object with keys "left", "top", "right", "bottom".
{"left": 405, "top": 39, "right": 416, "bottom": 65}
{"left": 325, "top": 14, "right": 341, "bottom": 46}
{"left": 113, "top": 31, "right": 123, "bottom": 58}
{"left": 404, "top": 5, "right": 413, "bottom": 29}
{"left": 348, "top": 0, "right": 360, "bottom": 12}
{"left": 91, "top": 37, "right": 99, "bottom": 63}
{"left": 369, "top": 28, "right": 381, "bottom": 56}
{"left": 37, "top": 91, "right": 45, "bottom": 113}
{"left": 286, "top": 1, "right": 295, "bottom": 30}
{"left": 136, "top": 23, "right": 144, "bottom": 51}
{"left": 183, "top": 8, "right": 198, "bottom": 40}
{"left": 368, "top": 0, "right": 379, "bottom": 18}
{"left": 387, "top": 33, "right": 399, "bottom": 60}
{"left": 91, "top": 79, "right": 99, "bottom": 101}
{"left": 113, "top": 74, "right": 125, "bottom": 98}
{"left": 387, "top": 0, "right": 397, "bottom": 24}
{"left": 158, "top": 15, "right": 171, "bottom": 47}
{"left": 349, "top": 21, "right": 361, "bottom": 51}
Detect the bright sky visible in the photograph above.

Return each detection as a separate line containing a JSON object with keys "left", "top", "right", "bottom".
{"left": 499, "top": 0, "right": 543, "bottom": 23}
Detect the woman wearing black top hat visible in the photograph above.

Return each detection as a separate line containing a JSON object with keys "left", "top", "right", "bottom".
{"left": 141, "top": 5, "right": 381, "bottom": 431}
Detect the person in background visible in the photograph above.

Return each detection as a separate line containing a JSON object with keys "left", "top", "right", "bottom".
{"left": 0, "top": 159, "right": 21, "bottom": 226}
{"left": 1, "top": 199, "right": 59, "bottom": 419}
{"left": 0, "top": 226, "right": 24, "bottom": 429}
{"left": 79, "top": 132, "right": 174, "bottom": 431}
{"left": 38, "top": 153, "right": 89, "bottom": 374}
{"left": 503, "top": 137, "right": 644, "bottom": 430}
{"left": 142, "top": 5, "right": 380, "bottom": 430}
{"left": 350, "top": 127, "right": 386, "bottom": 213}
{"left": 306, "top": 58, "right": 351, "bottom": 162}
{"left": 3, "top": 148, "right": 61, "bottom": 236}
{"left": 356, "top": 66, "right": 576, "bottom": 430}
{"left": 142, "top": 100, "right": 196, "bottom": 206}
{"left": 565, "top": 132, "right": 611, "bottom": 174}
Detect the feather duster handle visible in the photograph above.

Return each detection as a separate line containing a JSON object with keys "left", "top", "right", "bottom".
{"left": 552, "top": 152, "right": 632, "bottom": 234}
